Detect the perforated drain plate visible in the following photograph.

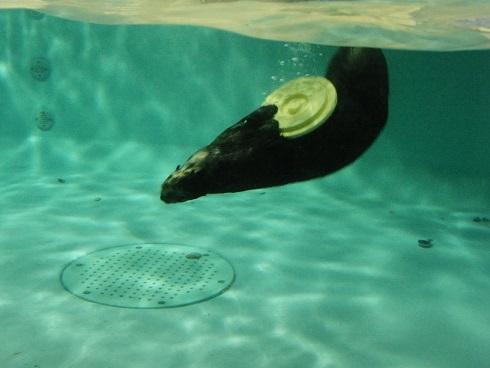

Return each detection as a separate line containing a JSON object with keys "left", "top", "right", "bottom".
{"left": 61, "top": 244, "right": 235, "bottom": 308}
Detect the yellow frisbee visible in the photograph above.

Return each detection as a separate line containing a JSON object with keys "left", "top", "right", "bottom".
{"left": 262, "top": 76, "right": 337, "bottom": 138}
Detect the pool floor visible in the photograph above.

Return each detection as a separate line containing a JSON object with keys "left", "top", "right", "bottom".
{"left": 1, "top": 138, "right": 489, "bottom": 368}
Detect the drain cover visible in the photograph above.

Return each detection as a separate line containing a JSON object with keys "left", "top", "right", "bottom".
{"left": 61, "top": 243, "right": 235, "bottom": 308}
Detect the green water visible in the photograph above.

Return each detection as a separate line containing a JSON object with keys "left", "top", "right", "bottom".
{"left": 0, "top": 8, "right": 489, "bottom": 368}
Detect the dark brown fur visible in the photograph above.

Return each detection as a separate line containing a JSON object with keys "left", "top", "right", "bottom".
{"left": 161, "top": 47, "right": 389, "bottom": 203}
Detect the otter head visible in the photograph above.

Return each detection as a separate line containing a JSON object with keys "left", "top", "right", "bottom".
{"left": 160, "top": 150, "right": 213, "bottom": 203}
{"left": 160, "top": 105, "right": 280, "bottom": 204}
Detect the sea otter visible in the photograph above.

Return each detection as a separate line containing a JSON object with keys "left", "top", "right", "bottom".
{"left": 161, "top": 47, "right": 389, "bottom": 203}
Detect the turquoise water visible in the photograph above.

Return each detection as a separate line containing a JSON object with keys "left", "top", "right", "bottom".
{"left": 1, "top": 8, "right": 490, "bottom": 368}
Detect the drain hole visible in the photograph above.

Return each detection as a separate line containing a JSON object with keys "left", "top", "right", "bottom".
{"left": 61, "top": 244, "right": 235, "bottom": 308}
{"left": 35, "top": 110, "right": 55, "bottom": 131}
{"left": 30, "top": 57, "right": 51, "bottom": 81}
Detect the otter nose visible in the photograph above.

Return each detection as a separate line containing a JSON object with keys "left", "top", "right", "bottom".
{"left": 160, "top": 189, "right": 179, "bottom": 203}
{"left": 161, "top": 183, "right": 179, "bottom": 203}
{"left": 161, "top": 178, "right": 193, "bottom": 203}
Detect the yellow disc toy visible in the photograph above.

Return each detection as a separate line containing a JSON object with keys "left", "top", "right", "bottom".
{"left": 262, "top": 76, "right": 338, "bottom": 139}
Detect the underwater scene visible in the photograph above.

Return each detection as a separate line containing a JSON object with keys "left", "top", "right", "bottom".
{"left": 1, "top": 3, "right": 490, "bottom": 368}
